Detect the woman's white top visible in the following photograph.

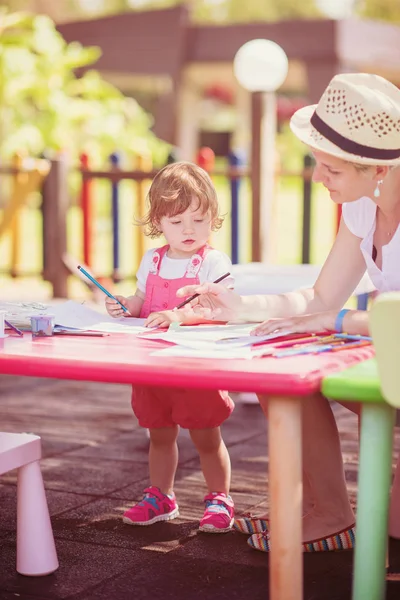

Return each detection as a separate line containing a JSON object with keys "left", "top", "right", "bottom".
{"left": 342, "top": 196, "right": 400, "bottom": 293}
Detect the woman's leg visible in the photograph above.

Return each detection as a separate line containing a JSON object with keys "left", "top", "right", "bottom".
{"left": 149, "top": 425, "right": 179, "bottom": 495}
{"left": 258, "top": 392, "right": 355, "bottom": 542}
{"left": 189, "top": 427, "right": 231, "bottom": 494}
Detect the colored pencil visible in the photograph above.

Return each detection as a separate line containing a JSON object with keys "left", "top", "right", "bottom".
{"left": 4, "top": 319, "right": 23, "bottom": 336}
{"left": 77, "top": 265, "right": 129, "bottom": 313}
{"left": 175, "top": 272, "right": 231, "bottom": 310}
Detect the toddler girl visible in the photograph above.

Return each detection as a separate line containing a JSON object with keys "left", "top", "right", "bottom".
{"left": 105, "top": 161, "right": 235, "bottom": 533}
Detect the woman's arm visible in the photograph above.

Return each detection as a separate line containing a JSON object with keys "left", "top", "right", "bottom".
{"left": 239, "top": 218, "right": 367, "bottom": 321}
{"left": 176, "top": 219, "right": 367, "bottom": 324}
{"left": 251, "top": 306, "right": 371, "bottom": 336}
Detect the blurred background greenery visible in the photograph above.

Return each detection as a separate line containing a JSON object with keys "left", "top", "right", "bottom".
{"left": 0, "top": 10, "right": 168, "bottom": 164}
{"left": 2, "top": 0, "right": 400, "bottom": 24}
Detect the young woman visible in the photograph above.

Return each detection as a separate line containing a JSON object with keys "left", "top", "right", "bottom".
{"left": 177, "top": 73, "right": 400, "bottom": 551}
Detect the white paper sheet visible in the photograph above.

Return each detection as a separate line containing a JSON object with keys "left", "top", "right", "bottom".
{"left": 141, "top": 323, "right": 292, "bottom": 351}
{"left": 150, "top": 344, "right": 272, "bottom": 359}
{"left": 215, "top": 330, "right": 294, "bottom": 347}
{"left": 89, "top": 320, "right": 147, "bottom": 334}
{"left": 150, "top": 346, "right": 254, "bottom": 359}
{"left": 139, "top": 322, "right": 256, "bottom": 343}
{"left": 2, "top": 300, "right": 148, "bottom": 334}
{"left": 51, "top": 302, "right": 148, "bottom": 333}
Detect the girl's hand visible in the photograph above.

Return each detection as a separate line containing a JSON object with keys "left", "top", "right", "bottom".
{"left": 145, "top": 310, "right": 176, "bottom": 329}
{"left": 176, "top": 282, "right": 242, "bottom": 322}
{"left": 105, "top": 295, "right": 130, "bottom": 318}
{"left": 251, "top": 311, "right": 337, "bottom": 336}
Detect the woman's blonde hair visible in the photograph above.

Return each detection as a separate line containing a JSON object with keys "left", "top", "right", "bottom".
{"left": 140, "top": 161, "right": 224, "bottom": 238}
{"left": 351, "top": 162, "right": 398, "bottom": 173}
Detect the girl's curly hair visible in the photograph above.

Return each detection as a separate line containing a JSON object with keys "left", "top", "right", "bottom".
{"left": 139, "top": 161, "right": 224, "bottom": 238}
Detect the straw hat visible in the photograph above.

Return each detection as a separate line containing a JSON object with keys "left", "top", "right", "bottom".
{"left": 290, "top": 73, "right": 400, "bottom": 165}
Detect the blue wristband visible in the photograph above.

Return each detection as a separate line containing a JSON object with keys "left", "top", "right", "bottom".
{"left": 335, "top": 309, "right": 350, "bottom": 333}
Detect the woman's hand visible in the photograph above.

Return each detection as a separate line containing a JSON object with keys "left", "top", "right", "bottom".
{"left": 176, "top": 282, "right": 243, "bottom": 322}
{"left": 105, "top": 295, "right": 130, "bottom": 318}
{"left": 251, "top": 311, "right": 337, "bottom": 336}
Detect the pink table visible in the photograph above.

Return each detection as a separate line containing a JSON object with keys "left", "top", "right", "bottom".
{"left": 0, "top": 333, "right": 375, "bottom": 600}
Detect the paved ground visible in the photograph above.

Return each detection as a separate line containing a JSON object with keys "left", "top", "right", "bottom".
{"left": 1, "top": 375, "right": 400, "bottom": 600}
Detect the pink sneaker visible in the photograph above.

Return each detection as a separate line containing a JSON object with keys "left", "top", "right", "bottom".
{"left": 123, "top": 486, "right": 179, "bottom": 526}
{"left": 199, "top": 492, "right": 234, "bottom": 533}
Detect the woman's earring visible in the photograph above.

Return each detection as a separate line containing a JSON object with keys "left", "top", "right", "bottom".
{"left": 374, "top": 180, "right": 383, "bottom": 198}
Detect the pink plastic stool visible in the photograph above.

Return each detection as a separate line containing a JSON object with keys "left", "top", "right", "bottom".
{"left": 0, "top": 432, "right": 59, "bottom": 576}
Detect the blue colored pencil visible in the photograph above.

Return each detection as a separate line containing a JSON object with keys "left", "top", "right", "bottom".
{"left": 77, "top": 265, "right": 129, "bottom": 313}
{"left": 334, "top": 333, "right": 372, "bottom": 341}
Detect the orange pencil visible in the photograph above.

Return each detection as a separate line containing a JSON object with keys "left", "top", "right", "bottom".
{"left": 329, "top": 340, "right": 371, "bottom": 352}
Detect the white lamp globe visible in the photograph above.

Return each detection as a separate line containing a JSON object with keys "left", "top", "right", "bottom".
{"left": 233, "top": 39, "right": 289, "bottom": 93}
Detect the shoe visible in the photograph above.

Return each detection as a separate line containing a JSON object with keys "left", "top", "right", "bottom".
{"left": 233, "top": 514, "right": 269, "bottom": 535}
{"left": 123, "top": 486, "right": 179, "bottom": 526}
{"left": 199, "top": 492, "right": 234, "bottom": 533}
{"left": 247, "top": 525, "right": 356, "bottom": 553}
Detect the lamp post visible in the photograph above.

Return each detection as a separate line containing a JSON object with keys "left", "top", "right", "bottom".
{"left": 234, "top": 39, "right": 288, "bottom": 262}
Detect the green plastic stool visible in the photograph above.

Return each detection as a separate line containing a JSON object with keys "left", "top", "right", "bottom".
{"left": 323, "top": 358, "right": 394, "bottom": 600}
{"left": 323, "top": 361, "right": 395, "bottom": 600}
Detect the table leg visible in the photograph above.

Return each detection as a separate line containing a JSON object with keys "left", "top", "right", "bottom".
{"left": 352, "top": 402, "right": 395, "bottom": 600}
{"left": 268, "top": 396, "right": 303, "bottom": 600}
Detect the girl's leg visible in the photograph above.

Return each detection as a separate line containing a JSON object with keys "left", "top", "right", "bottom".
{"left": 149, "top": 425, "right": 179, "bottom": 495}
{"left": 258, "top": 392, "right": 355, "bottom": 542}
{"left": 123, "top": 425, "right": 180, "bottom": 526}
{"left": 190, "top": 427, "right": 233, "bottom": 533}
{"left": 189, "top": 427, "right": 230, "bottom": 494}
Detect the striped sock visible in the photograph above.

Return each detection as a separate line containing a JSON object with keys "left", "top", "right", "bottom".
{"left": 248, "top": 526, "right": 356, "bottom": 553}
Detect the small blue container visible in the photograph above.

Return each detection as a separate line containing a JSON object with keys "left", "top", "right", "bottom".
{"left": 30, "top": 314, "right": 54, "bottom": 338}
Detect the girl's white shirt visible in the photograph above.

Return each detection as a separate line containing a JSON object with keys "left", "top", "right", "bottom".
{"left": 342, "top": 196, "right": 400, "bottom": 292}
{"left": 136, "top": 247, "right": 234, "bottom": 293}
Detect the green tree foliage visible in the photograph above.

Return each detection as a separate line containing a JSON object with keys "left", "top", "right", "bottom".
{"left": 5, "top": 0, "right": 400, "bottom": 25}
{"left": 0, "top": 10, "right": 168, "bottom": 163}
{"left": 192, "top": 0, "right": 321, "bottom": 24}
{"left": 1, "top": 0, "right": 323, "bottom": 24}
{"left": 355, "top": 0, "right": 400, "bottom": 23}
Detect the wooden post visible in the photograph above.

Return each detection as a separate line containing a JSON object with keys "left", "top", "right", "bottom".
{"left": 10, "top": 153, "right": 23, "bottom": 278}
{"left": 251, "top": 92, "right": 262, "bottom": 262}
{"left": 109, "top": 152, "right": 121, "bottom": 282}
{"left": 229, "top": 150, "right": 245, "bottom": 265}
{"left": 80, "top": 153, "right": 93, "bottom": 267}
{"left": 259, "top": 91, "right": 277, "bottom": 264}
{"left": 135, "top": 153, "right": 152, "bottom": 273}
{"left": 301, "top": 154, "right": 313, "bottom": 264}
{"left": 42, "top": 155, "right": 69, "bottom": 298}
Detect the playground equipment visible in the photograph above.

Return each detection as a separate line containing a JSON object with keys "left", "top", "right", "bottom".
{"left": 134, "top": 153, "right": 153, "bottom": 275}
{"left": 110, "top": 152, "right": 121, "bottom": 281}
{"left": 0, "top": 155, "right": 50, "bottom": 278}
{"left": 1, "top": 147, "right": 335, "bottom": 299}
{"left": 79, "top": 153, "right": 93, "bottom": 269}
